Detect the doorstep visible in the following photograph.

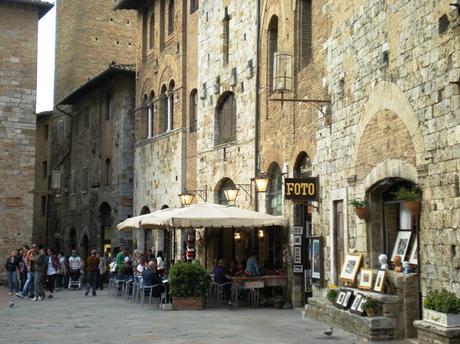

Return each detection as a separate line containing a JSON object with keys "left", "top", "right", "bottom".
{"left": 303, "top": 297, "right": 397, "bottom": 341}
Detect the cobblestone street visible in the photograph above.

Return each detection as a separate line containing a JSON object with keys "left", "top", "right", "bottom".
{"left": 0, "top": 286, "right": 363, "bottom": 344}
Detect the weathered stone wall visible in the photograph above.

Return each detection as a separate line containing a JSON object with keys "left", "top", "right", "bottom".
{"left": 196, "top": 0, "right": 257, "bottom": 210}
{"left": 55, "top": 0, "right": 137, "bottom": 102}
{"left": 0, "top": 4, "right": 40, "bottom": 264}
{"left": 316, "top": 0, "right": 460, "bottom": 299}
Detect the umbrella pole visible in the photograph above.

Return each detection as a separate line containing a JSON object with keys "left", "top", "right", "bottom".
{"left": 204, "top": 228, "right": 207, "bottom": 270}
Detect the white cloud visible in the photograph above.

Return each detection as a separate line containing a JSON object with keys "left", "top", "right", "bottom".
{"left": 36, "top": 4, "right": 56, "bottom": 113}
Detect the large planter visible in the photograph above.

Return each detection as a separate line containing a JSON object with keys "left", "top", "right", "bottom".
{"left": 172, "top": 297, "right": 203, "bottom": 310}
{"left": 354, "top": 207, "right": 369, "bottom": 220}
{"left": 423, "top": 308, "right": 460, "bottom": 328}
{"left": 404, "top": 201, "right": 421, "bottom": 215}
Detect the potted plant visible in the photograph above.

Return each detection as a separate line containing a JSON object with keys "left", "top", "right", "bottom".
{"left": 363, "top": 297, "right": 381, "bottom": 317}
{"left": 423, "top": 289, "right": 460, "bottom": 327}
{"left": 392, "top": 186, "right": 421, "bottom": 214}
{"left": 326, "top": 285, "right": 338, "bottom": 303}
{"left": 350, "top": 199, "right": 369, "bottom": 220}
{"left": 272, "top": 295, "right": 286, "bottom": 309}
{"left": 169, "top": 262, "right": 210, "bottom": 310}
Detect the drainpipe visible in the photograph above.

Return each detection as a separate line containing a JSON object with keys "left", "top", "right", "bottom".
{"left": 254, "top": 0, "right": 261, "bottom": 212}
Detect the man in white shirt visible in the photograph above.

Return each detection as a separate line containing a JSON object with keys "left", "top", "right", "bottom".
{"left": 68, "top": 250, "right": 82, "bottom": 287}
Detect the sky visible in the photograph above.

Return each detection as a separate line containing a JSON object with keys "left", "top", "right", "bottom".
{"left": 36, "top": 3, "right": 56, "bottom": 113}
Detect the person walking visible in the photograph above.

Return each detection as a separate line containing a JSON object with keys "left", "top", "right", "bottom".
{"left": 16, "top": 244, "right": 37, "bottom": 298}
{"left": 32, "top": 248, "right": 46, "bottom": 301}
{"left": 45, "top": 248, "right": 59, "bottom": 298}
{"left": 5, "top": 249, "right": 20, "bottom": 295}
{"left": 97, "top": 252, "right": 107, "bottom": 290}
{"left": 68, "top": 250, "right": 82, "bottom": 288}
{"left": 85, "top": 249, "right": 100, "bottom": 296}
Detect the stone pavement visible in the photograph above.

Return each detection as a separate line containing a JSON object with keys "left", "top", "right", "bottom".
{"left": 0, "top": 286, "right": 415, "bottom": 344}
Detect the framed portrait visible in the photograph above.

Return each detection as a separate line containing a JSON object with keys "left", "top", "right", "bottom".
{"left": 341, "top": 289, "right": 354, "bottom": 309}
{"left": 310, "top": 237, "right": 322, "bottom": 281}
{"left": 350, "top": 293, "right": 365, "bottom": 315}
{"left": 373, "top": 270, "right": 386, "bottom": 293}
{"left": 294, "top": 235, "right": 302, "bottom": 246}
{"left": 391, "top": 231, "right": 412, "bottom": 262}
{"left": 358, "top": 269, "right": 374, "bottom": 290}
{"left": 293, "top": 226, "right": 303, "bottom": 235}
{"left": 335, "top": 290, "right": 347, "bottom": 309}
{"left": 293, "top": 264, "right": 303, "bottom": 273}
{"left": 409, "top": 239, "right": 418, "bottom": 265}
{"left": 339, "top": 254, "right": 362, "bottom": 282}
{"left": 294, "top": 246, "right": 302, "bottom": 264}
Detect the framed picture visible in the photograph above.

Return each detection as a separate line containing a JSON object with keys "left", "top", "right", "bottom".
{"left": 310, "top": 237, "right": 322, "bottom": 281}
{"left": 293, "top": 226, "right": 303, "bottom": 235}
{"left": 409, "top": 239, "right": 418, "bottom": 265}
{"left": 358, "top": 269, "right": 374, "bottom": 290}
{"left": 294, "top": 246, "right": 302, "bottom": 264}
{"left": 357, "top": 296, "right": 367, "bottom": 313}
{"left": 373, "top": 270, "right": 386, "bottom": 293}
{"left": 335, "top": 290, "right": 347, "bottom": 309}
{"left": 391, "top": 231, "right": 412, "bottom": 261}
{"left": 339, "top": 254, "right": 362, "bottom": 282}
{"left": 350, "top": 293, "right": 365, "bottom": 315}
{"left": 293, "top": 265, "right": 303, "bottom": 273}
{"left": 304, "top": 269, "right": 312, "bottom": 293}
{"left": 294, "top": 235, "right": 302, "bottom": 246}
{"left": 341, "top": 289, "right": 354, "bottom": 308}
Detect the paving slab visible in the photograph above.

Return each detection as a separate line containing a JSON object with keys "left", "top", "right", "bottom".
{"left": 0, "top": 287, "right": 416, "bottom": 344}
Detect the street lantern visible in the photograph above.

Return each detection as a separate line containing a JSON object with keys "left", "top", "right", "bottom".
{"left": 178, "top": 191, "right": 194, "bottom": 206}
{"left": 223, "top": 188, "right": 239, "bottom": 203}
{"left": 273, "top": 52, "right": 294, "bottom": 93}
{"left": 253, "top": 173, "right": 270, "bottom": 193}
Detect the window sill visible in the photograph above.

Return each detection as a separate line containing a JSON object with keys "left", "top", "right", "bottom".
{"left": 135, "top": 127, "right": 183, "bottom": 147}
{"left": 214, "top": 140, "right": 237, "bottom": 149}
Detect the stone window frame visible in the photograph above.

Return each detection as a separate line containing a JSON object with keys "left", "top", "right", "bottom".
{"left": 147, "top": 91, "right": 155, "bottom": 138}
{"left": 42, "top": 160, "right": 48, "bottom": 178}
{"left": 214, "top": 91, "right": 237, "bottom": 146}
{"left": 159, "top": 84, "right": 168, "bottom": 134}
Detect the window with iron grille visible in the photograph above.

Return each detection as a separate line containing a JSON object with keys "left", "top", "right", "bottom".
{"left": 298, "top": 0, "right": 312, "bottom": 68}
{"left": 215, "top": 91, "right": 236, "bottom": 145}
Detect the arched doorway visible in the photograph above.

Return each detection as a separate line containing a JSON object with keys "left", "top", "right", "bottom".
{"left": 366, "top": 178, "right": 420, "bottom": 269}
{"left": 214, "top": 177, "right": 236, "bottom": 206}
{"left": 99, "top": 202, "right": 112, "bottom": 255}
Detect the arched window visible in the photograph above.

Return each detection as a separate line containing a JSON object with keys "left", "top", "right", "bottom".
{"left": 215, "top": 91, "right": 236, "bottom": 145}
{"left": 168, "top": 80, "right": 175, "bottom": 131}
{"left": 298, "top": 0, "right": 312, "bottom": 68}
{"left": 168, "top": 0, "right": 174, "bottom": 34}
{"left": 149, "top": 11, "right": 155, "bottom": 49}
{"left": 266, "top": 162, "right": 282, "bottom": 215}
{"left": 268, "top": 16, "right": 278, "bottom": 92}
{"left": 142, "top": 94, "right": 149, "bottom": 138}
{"left": 160, "top": 0, "right": 165, "bottom": 50}
{"left": 189, "top": 89, "right": 197, "bottom": 132}
{"left": 148, "top": 91, "right": 155, "bottom": 138}
{"left": 105, "top": 158, "right": 112, "bottom": 185}
{"left": 215, "top": 177, "right": 236, "bottom": 206}
{"left": 159, "top": 85, "right": 168, "bottom": 133}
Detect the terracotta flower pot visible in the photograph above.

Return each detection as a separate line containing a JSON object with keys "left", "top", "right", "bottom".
{"left": 354, "top": 207, "right": 369, "bottom": 220}
{"left": 404, "top": 201, "right": 420, "bottom": 215}
{"left": 172, "top": 297, "right": 203, "bottom": 310}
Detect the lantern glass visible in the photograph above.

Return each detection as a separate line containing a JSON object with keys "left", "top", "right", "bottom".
{"left": 234, "top": 232, "right": 241, "bottom": 240}
{"left": 179, "top": 192, "right": 194, "bottom": 206}
{"left": 258, "top": 229, "right": 264, "bottom": 238}
{"left": 224, "top": 188, "right": 239, "bottom": 202}
{"left": 273, "top": 52, "right": 294, "bottom": 93}
{"left": 254, "top": 176, "right": 270, "bottom": 193}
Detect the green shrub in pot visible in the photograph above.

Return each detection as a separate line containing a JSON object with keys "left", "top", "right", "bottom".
{"left": 169, "top": 262, "right": 210, "bottom": 298}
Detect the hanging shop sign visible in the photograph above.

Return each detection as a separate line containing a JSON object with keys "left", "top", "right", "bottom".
{"left": 284, "top": 177, "right": 319, "bottom": 201}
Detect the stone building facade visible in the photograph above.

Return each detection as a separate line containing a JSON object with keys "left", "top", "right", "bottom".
{"left": 0, "top": 0, "right": 52, "bottom": 266}
{"left": 50, "top": 65, "right": 136, "bottom": 256}
{"left": 115, "top": 0, "right": 199, "bottom": 259}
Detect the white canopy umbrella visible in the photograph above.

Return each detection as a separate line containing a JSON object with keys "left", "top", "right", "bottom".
{"left": 116, "top": 208, "right": 177, "bottom": 231}
{"left": 123, "top": 203, "right": 288, "bottom": 230}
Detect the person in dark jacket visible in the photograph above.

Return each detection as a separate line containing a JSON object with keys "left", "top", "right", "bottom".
{"left": 5, "top": 249, "right": 20, "bottom": 295}
{"left": 45, "top": 248, "right": 59, "bottom": 298}
{"left": 142, "top": 261, "right": 163, "bottom": 297}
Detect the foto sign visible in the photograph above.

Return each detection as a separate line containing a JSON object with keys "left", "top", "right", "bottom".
{"left": 284, "top": 178, "right": 319, "bottom": 202}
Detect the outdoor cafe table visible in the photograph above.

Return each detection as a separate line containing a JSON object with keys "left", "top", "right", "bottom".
{"left": 231, "top": 275, "right": 287, "bottom": 308}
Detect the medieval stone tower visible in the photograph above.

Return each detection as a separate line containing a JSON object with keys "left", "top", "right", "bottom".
{"left": 54, "top": 0, "right": 137, "bottom": 102}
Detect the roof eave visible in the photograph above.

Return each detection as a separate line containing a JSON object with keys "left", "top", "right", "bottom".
{"left": 2, "top": 0, "right": 54, "bottom": 19}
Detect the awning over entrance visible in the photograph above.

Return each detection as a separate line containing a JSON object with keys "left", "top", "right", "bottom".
{"left": 117, "top": 203, "right": 288, "bottom": 230}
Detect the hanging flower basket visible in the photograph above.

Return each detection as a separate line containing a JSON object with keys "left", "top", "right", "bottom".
{"left": 354, "top": 207, "right": 369, "bottom": 220}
